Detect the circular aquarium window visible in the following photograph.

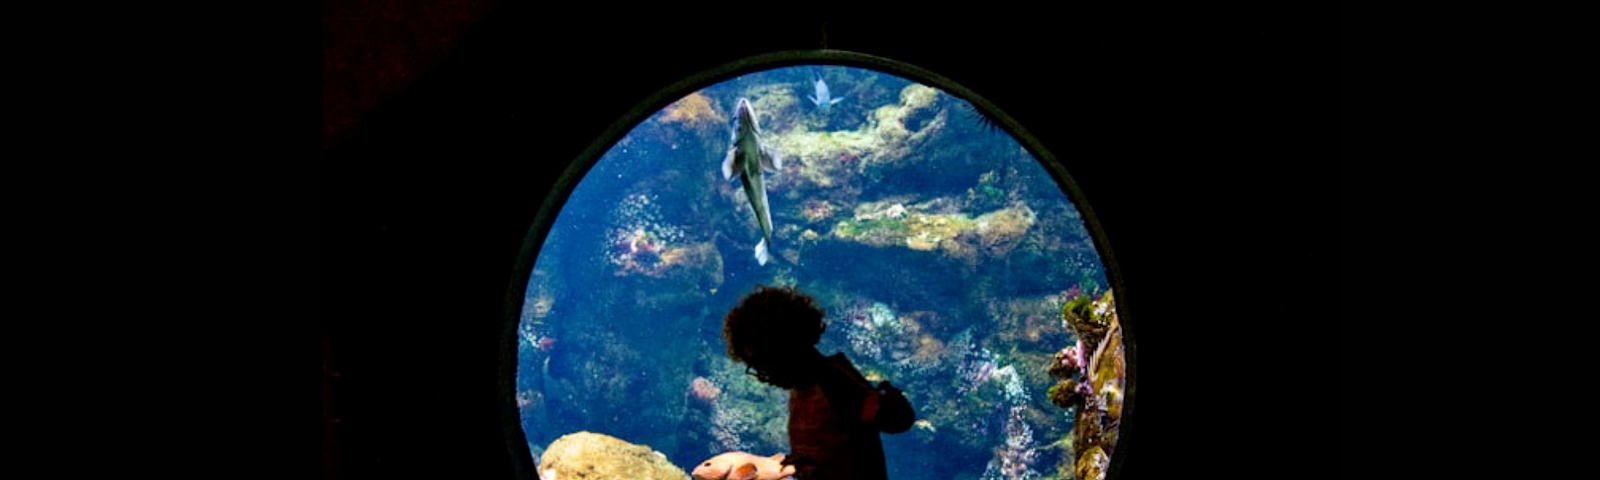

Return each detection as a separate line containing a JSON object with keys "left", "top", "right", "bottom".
{"left": 507, "top": 52, "right": 1131, "bottom": 480}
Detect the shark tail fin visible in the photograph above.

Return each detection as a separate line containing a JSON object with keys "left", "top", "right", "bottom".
{"left": 830, "top": 97, "right": 843, "bottom": 106}
{"left": 754, "top": 238, "right": 771, "bottom": 266}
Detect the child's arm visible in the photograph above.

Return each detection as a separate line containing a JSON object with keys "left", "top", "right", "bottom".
{"left": 820, "top": 354, "right": 916, "bottom": 433}
{"left": 864, "top": 381, "right": 915, "bottom": 434}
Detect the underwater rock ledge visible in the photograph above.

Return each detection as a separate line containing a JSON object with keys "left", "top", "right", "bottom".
{"left": 538, "top": 431, "right": 687, "bottom": 480}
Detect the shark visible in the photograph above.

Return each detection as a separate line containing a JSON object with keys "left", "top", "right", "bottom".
{"left": 722, "top": 97, "right": 782, "bottom": 265}
{"left": 807, "top": 74, "right": 843, "bottom": 113}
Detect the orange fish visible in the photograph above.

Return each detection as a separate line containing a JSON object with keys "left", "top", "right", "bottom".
{"left": 690, "top": 451, "right": 796, "bottom": 480}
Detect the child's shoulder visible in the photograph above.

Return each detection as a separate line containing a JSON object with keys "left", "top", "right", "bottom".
{"left": 823, "top": 352, "right": 871, "bottom": 385}
{"left": 823, "top": 352, "right": 855, "bottom": 371}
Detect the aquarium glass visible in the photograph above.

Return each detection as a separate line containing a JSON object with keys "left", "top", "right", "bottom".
{"left": 515, "top": 63, "right": 1128, "bottom": 480}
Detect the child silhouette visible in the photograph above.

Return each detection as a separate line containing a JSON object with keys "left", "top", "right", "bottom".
{"left": 722, "top": 285, "right": 915, "bottom": 480}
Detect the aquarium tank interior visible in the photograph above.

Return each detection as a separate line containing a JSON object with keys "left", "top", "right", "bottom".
{"left": 510, "top": 54, "right": 1130, "bottom": 480}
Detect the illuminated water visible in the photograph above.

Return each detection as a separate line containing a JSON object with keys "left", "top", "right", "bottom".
{"left": 516, "top": 65, "right": 1122, "bottom": 480}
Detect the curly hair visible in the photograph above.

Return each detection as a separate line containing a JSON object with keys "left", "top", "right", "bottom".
{"left": 722, "top": 285, "right": 827, "bottom": 387}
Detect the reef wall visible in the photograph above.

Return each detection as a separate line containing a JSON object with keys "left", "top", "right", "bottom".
{"left": 518, "top": 68, "right": 1120, "bottom": 480}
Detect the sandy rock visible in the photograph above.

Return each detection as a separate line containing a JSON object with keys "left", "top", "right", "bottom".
{"left": 538, "top": 431, "right": 688, "bottom": 480}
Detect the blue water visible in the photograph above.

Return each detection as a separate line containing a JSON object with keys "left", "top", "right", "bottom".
{"left": 517, "top": 66, "right": 1113, "bottom": 480}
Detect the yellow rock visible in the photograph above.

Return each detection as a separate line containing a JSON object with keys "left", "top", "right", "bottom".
{"left": 906, "top": 232, "right": 940, "bottom": 251}
{"left": 1075, "top": 445, "right": 1110, "bottom": 480}
{"left": 660, "top": 92, "right": 723, "bottom": 126}
{"left": 539, "top": 431, "right": 686, "bottom": 480}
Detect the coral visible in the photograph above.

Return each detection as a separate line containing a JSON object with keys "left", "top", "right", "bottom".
{"left": 909, "top": 418, "right": 939, "bottom": 444}
{"left": 660, "top": 92, "right": 724, "bottom": 127}
{"left": 1102, "top": 381, "right": 1125, "bottom": 424}
{"left": 522, "top": 267, "right": 561, "bottom": 332}
{"left": 527, "top": 287, "right": 555, "bottom": 320}
{"left": 538, "top": 431, "right": 688, "bottom": 480}
{"left": 954, "top": 347, "right": 999, "bottom": 396}
{"left": 688, "top": 376, "right": 721, "bottom": 406}
{"left": 799, "top": 199, "right": 838, "bottom": 224}
{"left": 990, "top": 294, "right": 1070, "bottom": 353}
{"left": 827, "top": 196, "right": 1037, "bottom": 262}
{"left": 517, "top": 317, "right": 543, "bottom": 350}
{"left": 974, "top": 203, "right": 1036, "bottom": 256}
{"left": 965, "top": 170, "right": 1010, "bottom": 212}
{"left": 523, "top": 272, "right": 562, "bottom": 325}
{"left": 979, "top": 405, "right": 1040, "bottom": 480}
{"left": 710, "top": 404, "right": 753, "bottom": 451}
{"left": 1046, "top": 291, "right": 1126, "bottom": 479}
{"left": 1074, "top": 445, "right": 1110, "bottom": 480}
{"left": 601, "top": 195, "right": 727, "bottom": 297}
{"left": 968, "top": 363, "right": 1018, "bottom": 403}
{"left": 868, "top": 301, "right": 897, "bottom": 328}
{"left": 517, "top": 388, "right": 544, "bottom": 411}
{"left": 760, "top": 83, "right": 945, "bottom": 195}
{"left": 1061, "top": 292, "right": 1112, "bottom": 342}
{"left": 1049, "top": 346, "right": 1080, "bottom": 378}
{"left": 542, "top": 322, "right": 706, "bottom": 447}
{"left": 834, "top": 299, "right": 883, "bottom": 357}
{"left": 700, "top": 357, "right": 789, "bottom": 456}
{"left": 909, "top": 334, "right": 947, "bottom": 364}
{"left": 862, "top": 84, "right": 946, "bottom": 168}
{"left": 1024, "top": 203, "right": 1107, "bottom": 295}
{"left": 824, "top": 297, "right": 954, "bottom": 386}
{"left": 906, "top": 231, "right": 939, "bottom": 251}
{"left": 833, "top": 198, "right": 956, "bottom": 247}
{"left": 606, "top": 193, "right": 691, "bottom": 277}
{"left": 1047, "top": 380, "right": 1082, "bottom": 409}
{"left": 740, "top": 84, "right": 802, "bottom": 134}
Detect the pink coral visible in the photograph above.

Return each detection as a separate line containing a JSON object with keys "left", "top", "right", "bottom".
{"left": 688, "top": 376, "right": 721, "bottom": 405}
{"left": 800, "top": 199, "right": 837, "bottom": 224}
{"left": 1060, "top": 346, "right": 1080, "bottom": 371}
